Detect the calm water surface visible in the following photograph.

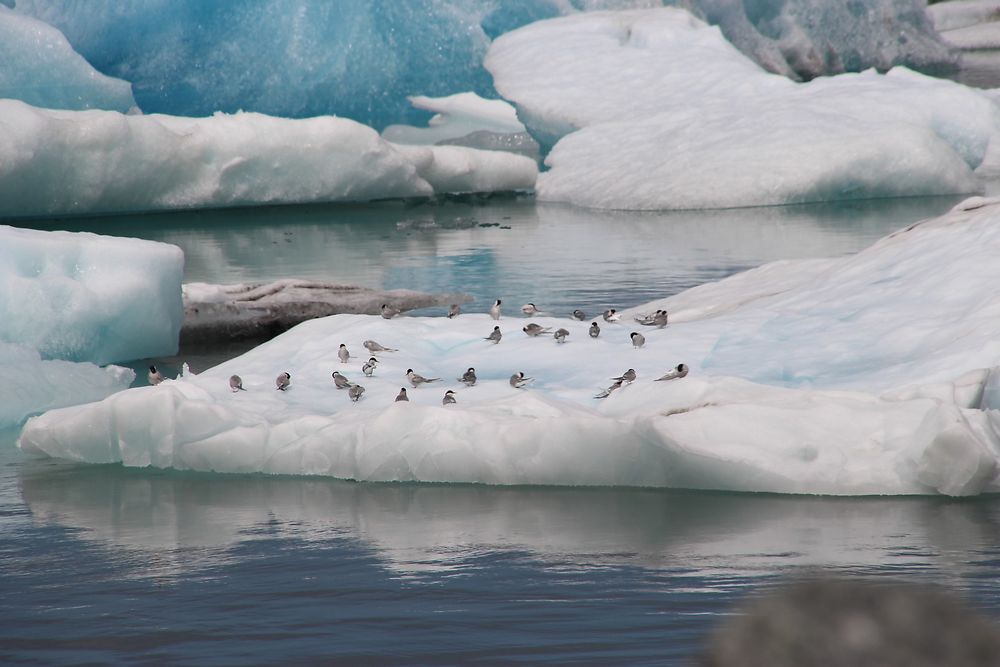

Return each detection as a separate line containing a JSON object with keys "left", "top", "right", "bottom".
{"left": 6, "top": 196, "right": 1000, "bottom": 665}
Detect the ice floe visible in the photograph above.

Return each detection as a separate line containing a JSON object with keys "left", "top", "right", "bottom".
{"left": 18, "top": 197, "right": 1000, "bottom": 496}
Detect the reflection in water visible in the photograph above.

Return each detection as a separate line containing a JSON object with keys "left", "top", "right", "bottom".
{"left": 17, "top": 459, "right": 1000, "bottom": 588}
{"left": 18, "top": 195, "right": 963, "bottom": 317}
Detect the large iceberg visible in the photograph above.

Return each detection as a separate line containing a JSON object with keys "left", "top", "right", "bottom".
{"left": 485, "top": 8, "right": 1000, "bottom": 209}
{"left": 8, "top": 1, "right": 954, "bottom": 127}
{"left": 0, "top": 5, "right": 135, "bottom": 112}
{"left": 19, "top": 196, "right": 1000, "bottom": 496}
{"left": 0, "top": 100, "right": 537, "bottom": 218}
{"left": 0, "top": 225, "right": 183, "bottom": 364}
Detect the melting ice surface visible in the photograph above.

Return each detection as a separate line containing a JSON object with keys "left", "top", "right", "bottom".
{"left": 485, "top": 7, "right": 1000, "bottom": 209}
{"left": 19, "top": 197, "right": 1000, "bottom": 497}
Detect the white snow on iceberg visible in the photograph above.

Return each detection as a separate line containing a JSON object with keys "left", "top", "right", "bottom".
{"left": 485, "top": 8, "right": 1000, "bottom": 209}
{"left": 0, "top": 5, "right": 136, "bottom": 113}
{"left": 0, "top": 225, "right": 183, "bottom": 364}
{"left": 0, "top": 100, "right": 537, "bottom": 218}
{"left": 19, "top": 197, "right": 1000, "bottom": 496}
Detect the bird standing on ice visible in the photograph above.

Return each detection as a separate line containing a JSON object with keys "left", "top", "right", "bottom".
{"left": 630, "top": 332, "right": 645, "bottom": 349}
{"left": 490, "top": 299, "right": 502, "bottom": 320}
{"left": 147, "top": 365, "right": 164, "bottom": 386}
{"left": 589, "top": 322, "right": 601, "bottom": 338}
{"left": 338, "top": 343, "right": 350, "bottom": 363}
{"left": 406, "top": 369, "right": 440, "bottom": 388}
{"left": 395, "top": 387, "right": 409, "bottom": 402}
{"left": 276, "top": 372, "right": 291, "bottom": 391}
{"left": 348, "top": 384, "right": 365, "bottom": 402}
{"left": 655, "top": 364, "right": 689, "bottom": 381}
{"left": 442, "top": 390, "right": 457, "bottom": 405}
{"left": 554, "top": 328, "right": 569, "bottom": 343}
{"left": 521, "top": 303, "right": 540, "bottom": 316}
{"left": 362, "top": 357, "right": 378, "bottom": 377}
{"left": 381, "top": 304, "right": 401, "bottom": 319}
{"left": 510, "top": 372, "right": 532, "bottom": 388}
{"left": 229, "top": 375, "right": 246, "bottom": 392}
{"left": 485, "top": 326, "right": 502, "bottom": 344}
{"left": 458, "top": 367, "right": 477, "bottom": 386}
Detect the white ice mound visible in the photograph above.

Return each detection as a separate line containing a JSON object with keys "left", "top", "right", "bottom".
{"left": 0, "top": 342, "right": 134, "bottom": 429}
{"left": 381, "top": 93, "right": 526, "bottom": 145}
{"left": 19, "top": 198, "right": 1000, "bottom": 496}
{"left": 485, "top": 8, "right": 1000, "bottom": 209}
{"left": 0, "top": 225, "right": 183, "bottom": 364}
{"left": 0, "top": 6, "right": 136, "bottom": 112}
{"left": 0, "top": 100, "right": 537, "bottom": 218}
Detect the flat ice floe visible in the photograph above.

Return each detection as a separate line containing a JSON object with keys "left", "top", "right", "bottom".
{"left": 19, "top": 197, "right": 1000, "bottom": 496}
{"left": 0, "top": 100, "right": 537, "bottom": 218}
{"left": 485, "top": 7, "right": 1000, "bottom": 210}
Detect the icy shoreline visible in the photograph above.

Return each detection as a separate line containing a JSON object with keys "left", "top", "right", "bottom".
{"left": 18, "top": 197, "right": 1000, "bottom": 496}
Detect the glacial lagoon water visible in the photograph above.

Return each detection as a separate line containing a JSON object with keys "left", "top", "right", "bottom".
{"left": 6, "top": 195, "right": 1000, "bottom": 664}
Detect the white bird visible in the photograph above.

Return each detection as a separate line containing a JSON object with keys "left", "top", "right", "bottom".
{"left": 510, "top": 372, "right": 532, "bottom": 389}
{"left": 589, "top": 322, "right": 601, "bottom": 338}
{"left": 442, "top": 390, "right": 457, "bottom": 405}
{"left": 570, "top": 309, "right": 586, "bottom": 321}
{"left": 458, "top": 367, "right": 477, "bottom": 386}
{"left": 521, "top": 303, "right": 540, "bottom": 316}
{"left": 594, "top": 379, "right": 623, "bottom": 399}
{"left": 603, "top": 309, "right": 621, "bottom": 322}
{"left": 147, "top": 365, "right": 164, "bottom": 386}
{"left": 395, "top": 387, "right": 409, "bottom": 402}
{"left": 362, "top": 357, "right": 378, "bottom": 377}
{"left": 630, "top": 332, "right": 645, "bottom": 349}
{"left": 448, "top": 304, "right": 461, "bottom": 319}
{"left": 229, "top": 375, "right": 246, "bottom": 392}
{"left": 276, "top": 372, "right": 291, "bottom": 391}
{"left": 554, "top": 328, "right": 569, "bottom": 344}
{"left": 612, "top": 368, "right": 636, "bottom": 384}
{"left": 490, "top": 299, "right": 502, "bottom": 320}
{"left": 348, "top": 384, "right": 366, "bottom": 402}
{"left": 522, "top": 323, "right": 551, "bottom": 337}
{"left": 363, "top": 340, "right": 397, "bottom": 353}
{"left": 406, "top": 368, "right": 440, "bottom": 388}
{"left": 338, "top": 343, "right": 350, "bottom": 364}
{"left": 332, "top": 371, "right": 354, "bottom": 389}
{"left": 655, "top": 364, "right": 689, "bottom": 381}
{"left": 485, "top": 326, "right": 502, "bottom": 344}
{"left": 381, "top": 304, "right": 401, "bottom": 319}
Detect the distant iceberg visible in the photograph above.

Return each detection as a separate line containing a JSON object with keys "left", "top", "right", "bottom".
{"left": 485, "top": 7, "right": 1000, "bottom": 209}
{"left": 0, "top": 100, "right": 537, "bottom": 218}
{"left": 20, "top": 197, "right": 1000, "bottom": 496}
{"left": 8, "top": 1, "right": 955, "bottom": 127}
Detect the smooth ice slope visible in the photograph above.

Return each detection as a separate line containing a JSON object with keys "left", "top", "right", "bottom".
{"left": 0, "top": 226, "right": 183, "bottom": 364}
{"left": 0, "top": 343, "right": 133, "bottom": 429}
{"left": 19, "top": 197, "right": 1000, "bottom": 496}
{"left": 10, "top": 1, "right": 953, "bottom": 127}
{"left": 0, "top": 100, "right": 537, "bottom": 218}
{"left": 0, "top": 6, "right": 135, "bottom": 112}
{"left": 485, "top": 8, "right": 1000, "bottom": 209}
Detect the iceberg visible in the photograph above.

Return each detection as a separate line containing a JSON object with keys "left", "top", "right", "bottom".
{"left": 19, "top": 197, "right": 1000, "bottom": 496}
{"left": 0, "top": 342, "right": 133, "bottom": 429}
{"left": 0, "top": 225, "right": 183, "bottom": 365}
{"left": 0, "top": 100, "right": 537, "bottom": 218}
{"left": 9, "top": 1, "right": 954, "bottom": 127}
{"left": 485, "top": 8, "right": 1000, "bottom": 209}
{"left": 0, "top": 6, "right": 136, "bottom": 112}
